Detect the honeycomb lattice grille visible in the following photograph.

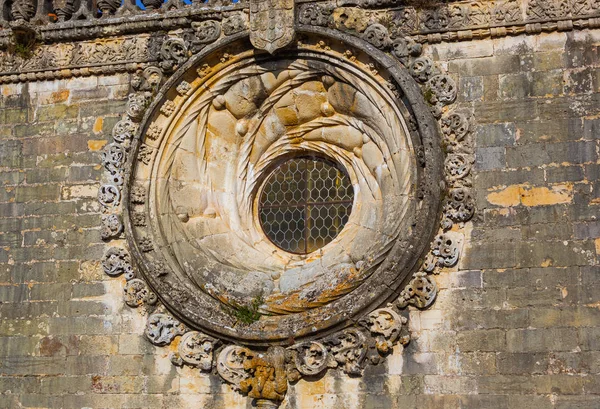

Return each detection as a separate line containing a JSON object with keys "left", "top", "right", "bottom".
{"left": 259, "top": 156, "right": 353, "bottom": 254}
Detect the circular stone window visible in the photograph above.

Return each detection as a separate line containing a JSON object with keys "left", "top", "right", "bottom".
{"left": 258, "top": 156, "right": 353, "bottom": 254}
{"left": 122, "top": 40, "right": 443, "bottom": 344}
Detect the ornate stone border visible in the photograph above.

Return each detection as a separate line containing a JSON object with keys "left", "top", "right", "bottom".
{"left": 0, "top": 0, "right": 598, "bottom": 83}
{"left": 96, "top": 20, "right": 475, "bottom": 406}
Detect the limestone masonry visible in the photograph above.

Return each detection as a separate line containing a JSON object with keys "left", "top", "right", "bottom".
{"left": 0, "top": 0, "right": 599, "bottom": 408}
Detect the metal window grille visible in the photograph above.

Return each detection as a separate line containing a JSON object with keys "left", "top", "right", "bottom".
{"left": 258, "top": 156, "right": 353, "bottom": 254}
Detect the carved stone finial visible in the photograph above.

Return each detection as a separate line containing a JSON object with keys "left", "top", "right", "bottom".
{"left": 249, "top": 0, "right": 295, "bottom": 54}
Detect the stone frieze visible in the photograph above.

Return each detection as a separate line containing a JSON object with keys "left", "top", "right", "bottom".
{"left": 1, "top": 0, "right": 599, "bottom": 82}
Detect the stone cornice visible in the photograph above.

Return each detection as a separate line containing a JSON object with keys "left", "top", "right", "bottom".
{"left": 1, "top": 0, "right": 599, "bottom": 82}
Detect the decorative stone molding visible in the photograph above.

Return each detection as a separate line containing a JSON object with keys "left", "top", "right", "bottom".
{"left": 0, "top": 0, "right": 598, "bottom": 83}
{"left": 94, "top": 21, "right": 475, "bottom": 405}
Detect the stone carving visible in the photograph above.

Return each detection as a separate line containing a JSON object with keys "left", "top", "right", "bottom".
{"left": 217, "top": 345, "right": 254, "bottom": 388}
{"left": 130, "top": 185, "right": 146, "bottom": 204}
{"left": 445, "top": 187, "right": 475, "bottom": 224}
{"left": 94, "top": 26, "right": 474, "bottom": 409}
{"left": 360, "top": 307, "right": 405, "bottom": 355}
{"left": 222, "top": 13, "right": 247, "bottom": 36}
{"left": 425, "top": 233, "right": 460, "bottom": 270}
{"left": 145, "top": 313, "right": 186, "bottom": 346}
{"left": 138, "top": 237, "right": 153, "bottom": 252}
{"left": 124, "top": 278, "right": 158, "bottom": 307}
{"left": 53, "top": 0, "right": 75, "bottom": 22}
{"left": 491, "top": 1, "right": 522, "bottom": 23}
{"left": 102, "top": 143, "right": 126, "bottom": 175}
{"left": 288, "top": 342, "right": 329, "bottom": 376}
{"left": 97, "top": 0, "right": 120, "bottom": 17}
{"left": 192, "top": 20, "right": 222, "bottom": 43}
{"left": 218, "top": 346, "right": 288, "bottom": 405}
{"left": 445, "top": 153, "right": 472, "bottom": 181}
{"left": 176, "top": 80, "right": 191, "bottom": 95}
{"left": 298, "top": 3, "right": 331, "bottom": 26}
{"left": 325, "top": 328, "right": 368, "bottom": 375}
{"left": 362, "top": 23, "right": 391, "bottom": 49}
{"left": 137, "top": 144, "right": 154, "bottom": 165}
{"left": 409, "top": 57, "right": 434, "bottom": 83}
{"left": 391, "top": 37, "right": 422, "bottom": 65}
{"left": 132, "top": 66, "right": 163, "bottom": 94}
{"left": 10, "top": 0, "right": 36, "bottom": 21}
{"left": 131, "top": 211, "right": 146, "bottom": 227}
{"left": 102, "top": 247, "right": 133, "bottom": 277}
{"left": 160, "top": 100, "right": 176, "bottom": 117}
{"left": 126, "top": 93, "right": 149, "bottom": 121}
{"left": 112, "top": 119, "right": 138, "bottom": 146}
{"left": 142, "top": 0, "right": 163, "bottom": 10}
{"left": 100, "top": 214, "right": 123, "bottom": 240}
{"left": 98, "top": 184, "right": 120, "bottom": 207}
{"left": 442, "top": 112, "right": 470, "bottom": 146}
{"left": 421, "top": 7, "right": 450, "bottom": 30}
{"left": 428, "top": 74, "right": 458, "bottom": 106}
{"left": 172, "top": 331, "right": 218, "bottom": 370}
{"left": 389, "top": 7, "right": 418, "bottom": 36}
{"left": 240, "top": 347, "right": 288, "bottom": 403}
{"left": 249, "top": 0, "right": 294, "bottom": 53}
{"left": 397, "top": 272, "right": 437, "bottom": 309}
{"left": 526, "top": 0, "right": 565, "bottom": 20}
{"left": 145, "top": 123, "right": 162, "bottom": 141}
{"left": 159, "top": 38, "right": 188, "bottom": 72}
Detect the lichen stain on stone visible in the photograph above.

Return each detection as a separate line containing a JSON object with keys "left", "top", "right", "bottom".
{"left": 93, "top": 117, "right": 104, "bottom": 134}
{"left": 88, "top": 139, "right": 107, "bottom": 151}
{"left": 264, "top": 266, "right": 362, "bottom": 314}
{"left": 486, "top": 185, "right": 521, "bottom": 207}
{"left": 487, "top": 184, "right": 573, "bottom": 207}
{"left": 39, "top": 336, "right": 65, "bottom": 356}
{"left": 51, "top": 90, "right": 70, "bottom": 103}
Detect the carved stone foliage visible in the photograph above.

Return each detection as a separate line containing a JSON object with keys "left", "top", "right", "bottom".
{"left": 288, "top": 342, "right": 329, "bottom": 376}
{"left": 298, "top": 3, "right": 332, "bottom": 27}
{"left": 172, "top": 331, "right": 218, "bottom": 371}
{"left": 98, "top": 184, "right": 120, "bottom": 207}
{"left": 145, "top": 313, "right": 186, "bottom": 346}
{"left": 159, "top": 37, "right": 188, "bottom": 72}
{"left": 124, "top": 278, "right": 158, "bottom": 307}
{"left": 100, "top": 214, "right": 123, "bottom": 240}
{"left": 102, "top": 247, "right": 133, "bottom": 277}
{"left": 362, "top": 23, "right": 391, "bottom": 49}
{"left": 397, "top": 272, "right": 438, "bottom": 309}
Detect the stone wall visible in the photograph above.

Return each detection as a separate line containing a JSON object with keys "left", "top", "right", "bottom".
{"left": 0, "top": 29, "right": 599, "bottom": 408}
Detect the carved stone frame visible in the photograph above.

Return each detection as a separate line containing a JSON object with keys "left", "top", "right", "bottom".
{"left": 99, "top": 24, "right": 474, "bottom": 408}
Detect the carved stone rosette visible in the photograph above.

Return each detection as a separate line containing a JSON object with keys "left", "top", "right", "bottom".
{"left": 96, "top": 18, "right": 474, "bottom": 408}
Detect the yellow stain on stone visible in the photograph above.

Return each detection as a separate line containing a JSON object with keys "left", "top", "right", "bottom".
{"left": 51, "top": 90, "right": 69, "bottom": 103}
{"left": 487, "top": 184, "right": 573, "bottom": 207}
{"left": 88, "top": 139, "right": 107, "bottom": 151}
{"left": 595, "top": 238, "right": 600, "bottom": 255}
{"left": 541, "top": 258, "right": 553, "bottom": 267}
{"left": 521, "top": 184, "right": 573, "bottom": 206}
{"left": 487, "top": 185, "right": 521, "bottom": 207}
{"left": 93, "top": 117, "right": 104, "bottom": 134}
